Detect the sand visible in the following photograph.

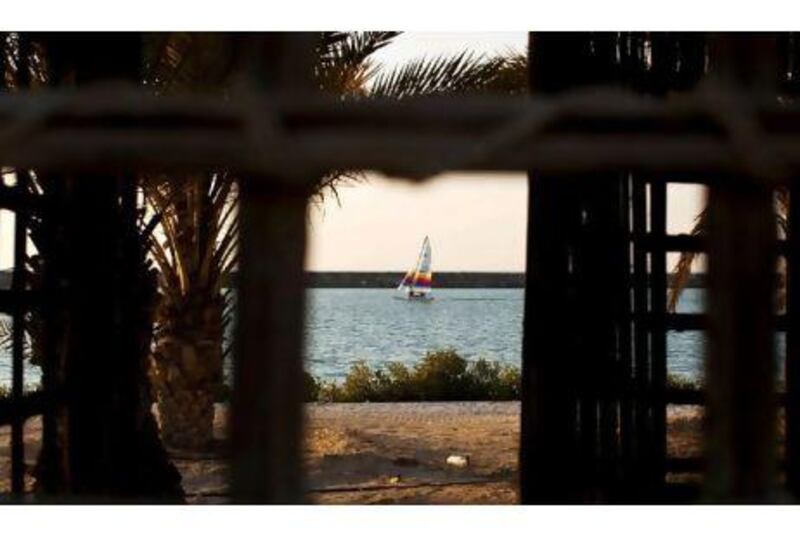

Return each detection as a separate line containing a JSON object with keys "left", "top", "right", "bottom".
{"left": 1, "top": 402, "right": 703, "bottom": 503}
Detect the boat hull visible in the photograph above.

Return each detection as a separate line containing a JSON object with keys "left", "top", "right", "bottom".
{"left": 393, "top": 293, "right": 434, "bottom": 302}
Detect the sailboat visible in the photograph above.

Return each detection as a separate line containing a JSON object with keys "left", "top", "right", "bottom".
{"left": 395, "top": 236, "right": 434, "bottom": 301}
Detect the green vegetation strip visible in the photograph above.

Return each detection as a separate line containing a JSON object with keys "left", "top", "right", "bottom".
{"left": 2, "top": 350, "right": 703, "bottom": 403}
{"left": 306, "top": 349, "right": 522, "bottom": 403}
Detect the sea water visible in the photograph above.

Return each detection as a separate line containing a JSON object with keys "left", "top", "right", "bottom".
{"left": 303, "top": 287, "right": 726, "bottom": 382}
{"left": 0, "top": 287, "right": 784, "bottom": 388}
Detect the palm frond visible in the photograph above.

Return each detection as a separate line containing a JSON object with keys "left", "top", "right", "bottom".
{"left": 667, "top": 207, "right": 707, "bottom": 313}
{"left": 213, "top": 218, "right": 239, "bottom": 277}
{"left": 480, "top": 53, "right": 528, "bottom": 95}
{"left": 368, "top": 50, "right": 527, "bottom": 99}
{"left": 143, "top": 33, "right": 238, "bottom": 93}
{"left": 316, "top": 31, "right": 401, "bottom": 95}
{"left": 0, "top": 318, "right": 12, "bottom": 352}
{"left": 311, "top": 169, "right": 366, "bottom": 206}
{"left": 318, "top": 32, "right": 399, "bottom": 71}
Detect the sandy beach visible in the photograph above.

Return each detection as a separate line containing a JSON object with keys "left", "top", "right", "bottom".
{"left": 1, "top": 402, "right": 703, "bottom": 503}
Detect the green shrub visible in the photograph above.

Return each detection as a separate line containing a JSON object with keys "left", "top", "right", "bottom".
{"left": 309, "top": 350, "right": 523, "bottom": 402}
{"left": 666, "top": 373, "right": 702, "bottom": 392}
{"left": 0, "top": 384, "right": 8, "bottom": 399}
{"left": 338, "top": 360, "right": 378, "bottom": 401}
{"left": 497, "top": 365, "right": 522, "bottom": 399}
{"left": 467, "top": 359, "right": 521, "bottom": 400}
{"left": 413, "top": 349, "right": 468, "bottom": 400}
{"left": 383, "top": 362, "right": 414, "bottom": 401}
{"left": 307, "top": 352, "right": 702, "bottom": 402}
{"left": 317, "top": 380, "right": 342, "bottom": 402}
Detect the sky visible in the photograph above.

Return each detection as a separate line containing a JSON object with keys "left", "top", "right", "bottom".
{"left": 307, "top": 173, "right": 530, "bottom": 272}
{"left": 306, "top": 33, "right": 706, "bottom": 272}
{"left": 306, "top": 33, "right": 532, "bottom": 272}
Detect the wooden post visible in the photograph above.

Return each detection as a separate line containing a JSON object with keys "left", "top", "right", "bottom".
{"left": 781, "top": 32, "right": 800, "bottom": 499}
{"left": 618, "top": 172, "right": 634, "bottom": 481}
{"left": 520, "top": 32, "right": 631, "bottom": 503}
{"left": 230, "top": 33, "right": 316, "bottom": 503}
{"left": 8, "top": 34, "right": 31, "bottom": 499}
{"left": 788, "top": 169, "right": 800, "bottom": 497}
{"left": 704, "top": 34, "right": 779, "bottom": 502}
{"left": 631, "top": 33, "right": 707, "bottom": 498}
{"left": 521, "top": 33, "right": 579, "bottom": 503}
{"left": 650, "top": 179, "right": 668, "bottom": 489}
{"left": 9, "top": 175, "right": 28, "bottom": 498}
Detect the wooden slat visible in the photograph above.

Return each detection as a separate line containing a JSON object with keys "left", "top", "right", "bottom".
{"left": 786, "top": 33, "right": 800, "bottom": 496}
{"left": 520, "top": 32, "right": 584, "bottom": 504}
{"left": 704, "top": 34, "right": 780, "bottom": 502}
{"left": 651, "top": 179, "right": 669, "bottom": 489}
{"left": 4, "top": 85, "right": 800, "bottom": 128}
{"left": 705, "top": 162, "right": 779, "bottom": 500}
{"left": 0, "top": 89, "right": 798, "bottom": 177}
{"left": 636, "top": 233, "right": 706, "bottom": 253}
{"left": 230, "top": 33, "right": 316, "bottom": 504}
{"left": 631, "top": 176, "right": 652, "bottom": 489}
{"left": 588, "top": 36, "right": 632, "bottom": 488}
{"left": 7, "top": 30, "right": 33, "bottom": 490}
{"left": 637, "top": 313, "right": 787, "bottom": 332}
{"left": 619, "top": 174, "right": 635, "bottom": 482}
{"left": 636, "top": 233, "right": 789, "bottom": 256}
{"left": 666, "top": 388, "right": 706, "bottom": 405}
{"left": 231, "top": 185, "right": 308, "bottom": 503}
{"left": 0, "top": 289, "right": 41, "bottom": 313}
{"left": 788, "top": 179, "right": 800, "bottom": 495}
{"left": 10, "top": 173, "right": 29, "bottom": 495}
{"left": 553, "top": 387, "right": 794, "bottom": 407}
{"left": 0, "top": 184, "right": 43, "bottom": 212}
{"left": 666, "top": 457, "right": 705, "bottom": 472}
{"left": 0, "top": 391, "right": 49, "bottom": 425}
{"left": 521, "top": 32, "right": 638, "bottom": 503}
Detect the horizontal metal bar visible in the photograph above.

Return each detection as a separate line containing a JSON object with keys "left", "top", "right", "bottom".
{"left": 0, "top": 391, "right": 48, "bottom": 425}
{"left": 634, "top": 313, "right": 788, "bottom": 332}
{"left": 635, "top": 234, "right": 789, "bottom": 255}
{"left": 665, "top": 313, "right": 709, "bottom": 330}
{"left": 636, "top": 234, "right": 706, "bottom": 253}
{"left": 0, "top": 86, "right": 797, "bottom": 179}
{"left": 0, "top": 289, "right": 41, "bottom": 314}
{"left": 666, "top": 457, "right": 705, "bottom": 472}
{"left": 666, "top": 457, "right": 789, "bottom": 474}
{"left": 0, "top": 185, "right": 42, "bottom": 213}
{"left": 666, "top": 389, "right": 788, "bottom": 406}
{"left": 666, "top": 388, "right": 706, "bottom": 405}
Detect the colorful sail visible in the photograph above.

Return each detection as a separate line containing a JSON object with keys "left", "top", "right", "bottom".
{"left": 397, "top": 267, "right": 415, "bottom": 289}
{"left": 396, "top": 236, "right": 433, "bottom": 299}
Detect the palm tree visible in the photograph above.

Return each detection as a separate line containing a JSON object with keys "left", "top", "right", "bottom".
{"left": 140, "top": 32, "right": 527, "bottom": 450}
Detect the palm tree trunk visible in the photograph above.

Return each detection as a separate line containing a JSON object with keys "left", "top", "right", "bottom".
{"left": 151, "top": 297, "right": 224, "bottom": 450}
{"left": 33, "top": 34, "right": 184, "bottom": 500}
